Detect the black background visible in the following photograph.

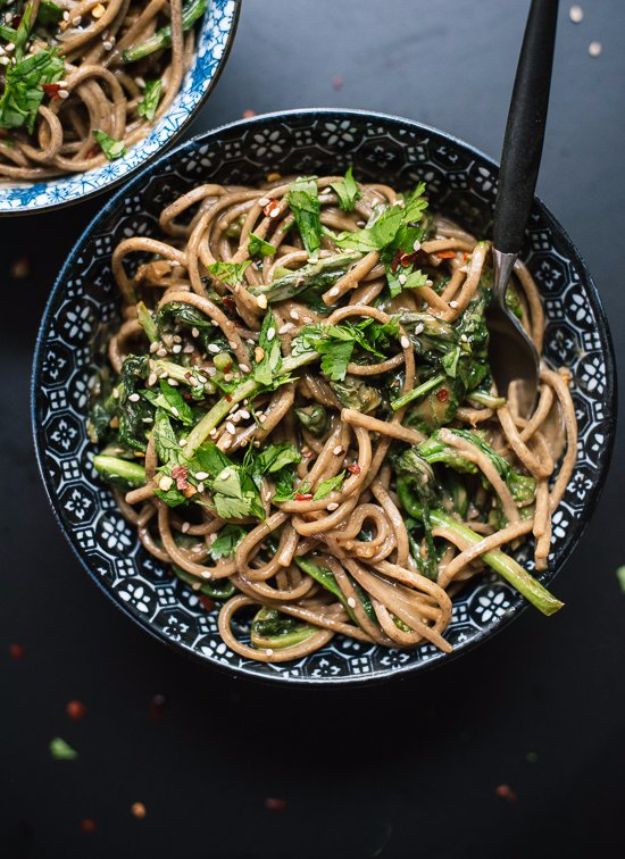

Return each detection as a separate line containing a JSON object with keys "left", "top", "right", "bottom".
{"left": 2, "top": 2, "right": 624, "bottom": 857}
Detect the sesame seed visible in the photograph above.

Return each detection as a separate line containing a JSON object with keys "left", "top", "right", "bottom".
{"left": 289, "top": 309, "right": 299, "bottom": 320}
{"left": 228, "top": 341, "right": 237, "bottom": 350}
{"left": 588, "top": 41, "right": 602, "bottom": 57}
{"left": 142, "top": 417, "right": 153, "bottom": 424}
{"left": 135, "top": 76, "right": 146, "bottom": 88}
{"left": 425, "top": 279, "right": 433, "bottom": 287}
{"left": 171, "top": 407, "right": 179, "bottom": 417}
{"left": 191, "top": 327, "right": 200, "bottom": 338}
{"left": 238, "top": 363, "right": 250, "bottom": 373}
{"left": 225, "top": 421, "right": 236, "bottom": 435}
{"left": 157, "top": 347, "right": 167, "bottom": 358}
{"left": 398, "top": 274, "right": 407, "bottom": 286}
{"left": 333, "top": 445, "right": 343, "bottom": 455}
{"left": 91, "top": 3, "right": 105, "bottom": 17}
{"left": 128, "top": 393, "right": 140, "bottom": 402}
{"left": 347, "top": 597, "right": 357, "bottom": 608}
{"left": 259, "top": 414, "right": 267, "bottom": 423}
{"left": 103, "top": 40, "right": 113, "bottom": 50}
{"left": 183, "top": 344, "right": 194, "bottom": 354}
{"left": 5, "top": 42, "right": 14, "bottom": 52}
{"left": 266, "top": 328, "right": 275, "bottom": 341}
{"left": 158, "top": 476, "right": 173, "bottom": 491}
{"left": 449, "top": 300, "right": 459, "bottom": 309}
{"left": 58, "top": 90, "right": 70, "bottom": 100}
{"left": 265, "top": 648, "right": 274, "bottom": 656}
{"left": 148, "top": 373, "right": 157, "bottom": 387}
{"left": 222, "top": 439, "right": 232, "bottom": 450}
{"left": 191, "top": 582, "right": 201, "bottom": 591}
{"left": 209, "top": 428, "right": 218, "bottom": 438}
{"left": 172, "top": 344, "right": 182, "bottom": 354}
{"left": 179, "top": 438, "right": 187, "bottom": 446}
{"left": 256, "top": 294, "right": 268, "bottom": 309}
{"left": 168, "top": 379, "right": 179, "bottom": 386}
{"left": 211, "top": 319, "right": 219, "bottom": 327}
{"left": 196, "top": 374, "right": 207, "bottom": 384}
{"left": 327, "top": 502, "right": 339, "bottom": 511}
{"left": 239, "top": 409, "right": 250, "bottom": 420}
{"left": 223, "top": 373, "right": 233, "bottom": 382}
{"left": 278, "top": 323, "right": 294, "bottom": 334}
{"left": 63, "top": 10, "right": 69, "bottom": 19}
{"left": 207, "top": 367, "right": 217, "bottom": 377}
{"left": 328, "top": 287, "right": 339, "bottom": 297}
{"left": 400, "top": 336, "right": 410, "bottom": 349}
{"left": 181, "top": 522, "right": 190, "bottom": 533}
{"left": 113, "top": 388, "right": 119, "bottom": 399}
{"left": 258, "top": 197, "right": 270, "bottom": 207}
{"left": 194, "top": 471, "right": 209, "bottom": 480}
{"left": 208, "top": 344, "right": 220, "bottom": 353}
{"left": 149, "top": 341, "right": 159, "bottom": 353}
{"left": 173, "top": 334, "right": 182, "bottom": 343}
{"left": 0, "top": 57, "right": 8, "bottom": 66}
{"left": 412, "top": 239, "right": 422, "bottom": 252}
{"left": 414, "top": 323, "right": 424, "bottom": 335}
{"left": 201, "top": 571, "right": 213, "bottom": 580}
{"left": 569, "top": 5, "right": 583, "bottom": 24}
{"left": 197, "top": 482, "right": 205, "bottom": 493}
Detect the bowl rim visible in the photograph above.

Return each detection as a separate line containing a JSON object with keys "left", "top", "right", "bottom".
{"left": 0, "top": 0, "right": 242, "bottom": 218}
{"left": 31, "top": 107, "right": 618, "bottom": 686}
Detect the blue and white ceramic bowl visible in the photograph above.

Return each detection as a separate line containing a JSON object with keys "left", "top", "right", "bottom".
{"left": 32, "top": 110, "right": 617, "bottom": 684}
{"left": 0, "top": 0, "right": 240, "bottom": 216}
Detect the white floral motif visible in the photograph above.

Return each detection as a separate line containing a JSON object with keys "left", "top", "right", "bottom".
{"left": 62, "top": 304, "right": 93, "bottom": 340}
{"left": 49, "top": 418, "right": 78, "bottom": 451}
{"left": 474, "top": 589, "right": 512, "bottom": 624}
{"left": 100, "top": 517, "right": 132, "bottom": 551}
{"left": 64, "top": 488, "right": 92, "bottom": 520}
{"left": 119, "top": 582, "right": 151, "bottom": 613}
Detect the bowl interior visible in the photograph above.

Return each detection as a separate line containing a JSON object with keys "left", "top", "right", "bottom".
{"left": 32, "top": 111, "right": 616, "bottom": 684}
{"left": 0, "top": 0, "right": 239, "bottom": 215}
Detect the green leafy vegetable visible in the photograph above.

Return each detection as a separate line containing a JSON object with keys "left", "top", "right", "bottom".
{"left": 248, "top": 232, "right": 276, "bottom": 258}
{"left": 14, "top": 1, "right": 35, "bottom": 60}
{"left": 387, "top": 265, "right": 428, "bottom": 299}
{"left": 93, "top": 455, "right": 146, "bottom": 489}
{"left": 206, "top": 260, "right": 250, "bottom": 287}
{"left": 136, "top": 301, "right": 158, "bottom": 342}
{"left": 211, "top": 462, "right": 264, "bottom": 520}
{"left": 313, "top": 471, "right": 345, "bottom": 500}
{"left": 253, "top": 311, "right": 282, "bottom": 386}
{"left": 330, "top": 375, "right": 382, "bottom": 414}
{"left": 137, "top": 79, "right": 162, "bottom": 121}
{"left": 209, "top": 524, "right": 248, "bottom": 560}
{"left": 122, "top": 0, "right": 207, "bottom": 62}
{"left": 330, "top": 166, "right": 361, "bottom": 212}
{"left": 287, "top": 176, "right": 322, "bottom": 257}
{"left": 0, "top": 49, "right": 64, "bottom": 132}
{"left": 250, "top": 607, "right": 319, "bottom": 649}
{"left": 94, "top": 130, "right": 127, "bottom": 160}
{"left": 251, "top": 251, "right": 361, "bottom": 305}
{"left": 295, "top": 405, "right": 328, "bottom": 437}
{"left": 142, "top": 379, "right": 194, "bottom": 427}
{"left": 38, "top": 0, "right": 64, "bottom": 26}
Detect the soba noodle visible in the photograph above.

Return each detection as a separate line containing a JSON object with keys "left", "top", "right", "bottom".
{"left": 0, "top": 0, "right": 201, "bottom": 180}
{"left": 88, "top": 171, "right": 577, "bottom": 662}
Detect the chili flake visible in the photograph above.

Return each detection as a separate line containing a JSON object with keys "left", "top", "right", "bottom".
{"left": 131, "top": 802, "right": 147, "bottom": 819}
{"left": 295, "top": 492, "right": 313, "bottom": 501}
{"left": 242, "top": 109, "right": 256, "bottom": 118}
{"left": 347, "top": 463, "right": 361, "bottom": 475}
{"left": 263, "top": 199, "right": 281, "bottom": 219}
{"left": 436, "top": 388, "right": 450, "bottom": 402}
{"left": 436, "top": 250, "right": 456, "bottom": 260}
{"left": 199, "top": 595, "right": 215, "bottom": 612}
{"left": 171, "top": 465, "right": 189, "bottom": 491}
{"left": 42, "top": 83, "right": 62, "bottom": 98}
{"left": 66, "top": 700, "right": 87, "bottom": 721}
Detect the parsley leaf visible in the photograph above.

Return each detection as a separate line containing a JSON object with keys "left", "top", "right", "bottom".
{"left": 0, "top": 49, "right": 64, "bottom": 132}
{"left": 152, "top": 408, "right": 180, "bottom": 464}
{"left": 244, "top": 442, "right": 301, "bottom": 504}
{"left": 142, "top": 379, "right": 194, "bottom": 426}
{"left": 94, "top": 129, "right": 127, "bottom": 160}
{"left": 330, "top": 166, "right": 361, "bottom": 212}
{"left": 209, "top": 524, "right": 247, "bottom": 560}
{"left": 387, "top": 265, "right": 428, "bottom": 298}
{"left": 313, "top": 471, "right": 345, "bottom": 500}
{"left": 248, "top": 232, "right": 276, "bottom": 258}
{"left": 206, "top": 260, "right": 251, "bottom": 287}
{"left": 287, "top": 176, "right": 322, "bottom": 257}
{"left": 212, "top": 464, "right": 264, "bottom": 520}
{"left": 293, "top": 319, "right": 396, "bottom": 382}
{"left": 137, "top": 79, "right": 161, "bottom": 121}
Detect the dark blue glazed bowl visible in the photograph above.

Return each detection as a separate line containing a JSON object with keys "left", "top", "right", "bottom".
{"left": 0, "top": 0, "right": 240, "bottom": 215}
{"left": 31, "top": 109, "right": 617, "bottom": 684}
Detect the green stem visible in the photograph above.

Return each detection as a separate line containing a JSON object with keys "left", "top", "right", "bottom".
{"left": 397, "top": 480, "right": 563, "bottom": 616}
{"left": 250, "top": 251, "right": 362, "bottom": 303}
{"left": 391, "top": 373, "right": 445, "bottom": 412}
{"left": 468, "top": 390, "right": 506, "bottom": 409}
{"left": 93, "top": 455, "right": 146, "bottom": 487}
{"left": 122, "top": 0, "right": 207, "bottom": 62}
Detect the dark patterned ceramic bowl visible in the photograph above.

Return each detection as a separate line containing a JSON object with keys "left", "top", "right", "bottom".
{"left": 32, "top": 110, "right": 617, "bottom": 684}
{"left": 0, "top": 0, "right": 240, "bottom": 216}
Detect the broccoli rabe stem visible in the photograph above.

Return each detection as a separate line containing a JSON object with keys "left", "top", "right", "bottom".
{"left": 391, "top": 373, "right": 446, "bottom": 412}
{"left": 397, "top": 480, "right": 563, "bottom": 616}
{"left": 93, "top": 455, "right": 146, "bottom": 487}
{"left": 250, "top": 251, "right": 362, "bottom": 303}
{"left": 122, "top": 0, "right": 206, "bottom": 62}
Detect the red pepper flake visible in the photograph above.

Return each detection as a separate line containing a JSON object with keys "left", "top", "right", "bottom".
{"left": 242, "top": 108, "right": 256, "bottom": 118}
{"left": 9, "top": 643, "right": 25, "bottom": 660}
{"left": 389, "top": 249, "right": 403, "bottom": 273}
{"left": 225, "top": 394, "right": 232, "bottom": 402}
{"left": 263, "top": 199, "right": 281, "bottom": 219}
{"left": 199, "top": 595, "right": 215, "bottom": 612}
{"left": 80, "top": 819, "right": 96, "bottom": 834}
{"left": 331, "top": 75, "right": 344, "bottom": 90}
{"left": 436, "top": 250, "right": 456, "bottom": 260}
{"left": 131, "top": 802, "right": 147, "bottom": 819}
{"left": 495, "top": 784, "right": 517, "bottom": 802}
{"left": 264, "top": 797, "right": 287, "bottom": 812}
{"left": 66, "top": 700, "right": 87, "bottom": 721}
{"left": 398, "top": 251, "right": 417, "bottom": 267}
{"left": 11, "top": 14, "right": 22, "bottom": 26}
{"left": 222, "top": 296, "right": 236, "bottom": 315}
{"left": 436, "top": 388, "right": 449, "bottom": 402}
{"left": 294, "top": 492, "right": 313, "bottom": 501}
{"left": 149, "top": 693, "right": 166, "bottom": 721}
{"left": 347, "top": 463, "right": 361, "bottom": 475}
{"left": 171, "top": 465, "right": 189, "bottom": 491}
{"left": 86, "top": 145, "right": 100, "bottom": 159}
{"left": 42, "top": 83, "right": 62, "bottom": 98}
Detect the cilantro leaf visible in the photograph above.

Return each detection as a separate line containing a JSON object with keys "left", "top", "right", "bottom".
{"left": 191, "top": 442, "right": 232, "bottom": 478}
{"left": 287, "top": 176, "right": 321, "bottom": 257}
{"left": 212, "top": 464, "right": 264, "bottom": 520}
{"left": 94, "top": 129, "right": 127, "bottom": 160}
{"left": 248, "top": 232, "right": 276, "bottom": 258}
{"left": 206, "top": 260, "right": 251, "bottom": 287}
{"left": 253, "top": 311, "right": 282, "bottom": 386}
{"left": 142, "top": 379, "right": 194, "bottom": 426}
{"left": 152, "top": 408, "right": 180, "bottom": 464}
{"left": 319, "top": 339, "right": 354, "bottom": 382}
{"left": 330, "top": 166, "right": 361, "bottom": 212}
{"left": 137, "top": 79, "right": 161, "bottom": 121}
{"left": 0, "top": 49, "right": 64, "bottom": 132}
{"left": 313, "top": 471, "right": 346, "bottom": 501}
{"left": 387, "top": 265, "right": 428, "bottom": 298}
{"left": 209, "top": 524, "right": 247, "bottom": 560}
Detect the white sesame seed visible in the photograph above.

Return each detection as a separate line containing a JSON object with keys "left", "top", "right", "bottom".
{"left": 328, "top": 287, "right": 339, "bottom": 297}
{"left": 157, "top": 347, "right": 167, "bottom": 358}
{"left": 333, "top": 445, "right": 343, "bottom": 456}
{"left": 128, "top": 393, "right": 140, "bottom": 402}
{"left": 278, "top": 323, "right": 294, "bottom": 334}
{"left": 425, "top": 279, "right": 433, "bottom": 288}
{"left": 588, "top": 41, "right": 602, "bottom": 57}
{"left": 58, "top": 90, "right": 70, "bottom": 100}
{"left": 266, "top": 328, "right": 275, "bottom": 341}
{"left": 222, "top": 439, "right": 232, "bottom": 450}
{"left": 168, "top": 379, "right": 179, "bottom": 386}
{"left": 412, "top": 239, "right": 422, "bottom": 252}
{"left": 191, "top": 327, "right": 200, "bottom": 338}
{"left": 223, "top": 373, "right": 233, "bottom": 382}
{"left": 179, "top": 438, "right": 187, "bottom": 446}
{"left": 398, "top": 274, "right": 407, "bottom": 286}
{"left": 258, "top": 197, "right": 270, "bottom": 207}
{"left": 226, "top": 421, "right": 236, "bottom": 435}
{"left": 414, "top": 323, "right": 424, "bottom": 335}
{"left": 256, "top": 294, "right": 268, "bottom": 310}
{"left": 172, "top": 344, "right": 182, "bottom": 354}
{"left": 197, "top": 482, "right": 205, "bottom": 493}
{"left": 149, "top": 341, "right": 159, "bottom": 353}
{"left": 449, "top": 300, "right": 459, "bottom": 309}
{"left": 238, "top": 363, "right": 250, "bottom": 373}
{"left": 103, "top": 40, "right": 113, "bottom": 50}
{"left": 207, "top": 367, "right": 217, "bottom": 377}
{"left": 211, "top": 319, "right": 219, "bottom": 327}
{"left": 113, "top": 388, "right": 119, "bottom": 399}
{"left": 148, "top": 373, "right": 157, "bottom": 387}
{"left": 63, "top": 10, "right": 69, "bottom": 19}
{"left": 569, "top": 5, "right": 583, "bottom": 24}
{"left": 259, "top": 414, "right": 267, "bottom": 423}
{"left": 327, "top": 502, "right": 339, "bottom": 511}
{"left": 228, "top": 341, "right": 237, "bottom": 350}
{"left": 201, "top": 571, "right": 213, "bottom": 580}
{"left": 171, "top": 406, "right": 179, "bottom": 417}
{"left": 239, "top": 409, "right": 250, "bottom": 420}
{"left": 209, "top": 428, "right": 218, "bottom": 438}
{"left": 289, "top": 309, "right": 299, "bottom": 320}
{"left": 183, "top": 344, "right": 194, "bottom": 354}
{"left": 208, "top": 343, "right": 220, "bottom": 353}
{"left": 400, "top": 336, "right": 411, "bottom": 349}
{"left": 158, "top": 475, "right": 173, "bottom": 491}
{"left": 347, "top": 596, "right": 357, "bottom": 608}
{"left": 194, "top": 471, "right": 209, "bottom": 480}
{"left": 5, "top": 42, "right": 14, "bottom": 52}
{"left": 265, "top": 648, "right": 274, "bottom": 656}
{"left": 196, "top": 374, "right": 207, "bottom": 384}
{"left": 142, "top": 417, "right": 153, "bottom": 424}
{"left": 135, "top": 76, "right": 146, "bottom": 88}
{"left": 173, "top": 335, "right": 182, "bottom": 343}
{"left": 181, "top": 522, "right": 190, "bottom": 533}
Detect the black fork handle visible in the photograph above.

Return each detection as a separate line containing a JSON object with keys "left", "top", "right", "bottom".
{"left": 493, "top": 0, "right": 559, "bottom": 254}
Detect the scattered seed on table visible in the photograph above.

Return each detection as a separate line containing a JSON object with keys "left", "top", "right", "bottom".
{"left": 588, "top": 41, "right": 602, "bottom": 57}
{"left": 242, "top": 109, "right": 256, "bottom": 118}
{"left": 131, "top": 802, "right": 147, "bottom": 819}
{"left": 569, "top": 5, "right": 583, "bottom": 24}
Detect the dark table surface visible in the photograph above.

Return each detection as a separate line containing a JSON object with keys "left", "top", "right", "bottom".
{"left": 3, "top": 2, "right": 625, "bottom": 857}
